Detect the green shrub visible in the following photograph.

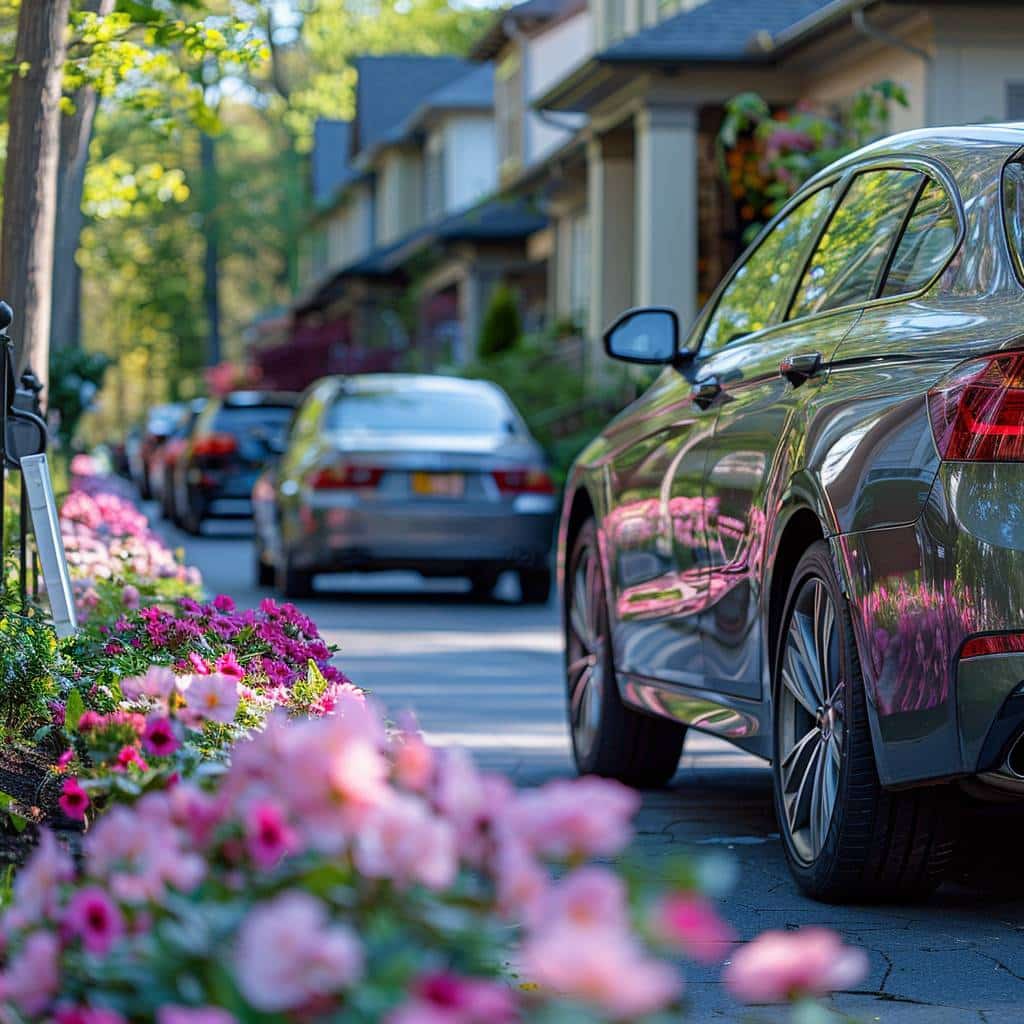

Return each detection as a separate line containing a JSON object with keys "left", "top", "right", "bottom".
{"left": 477, "top": 284, "right": 522, "bottom": 359}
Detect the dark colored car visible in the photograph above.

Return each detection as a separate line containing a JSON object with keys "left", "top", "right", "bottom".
{"left": 154, "top": 398, "right": 206, "bottom": 523}
{"left": 173, "top": 391, "right": 297, "bottom": 535}
{"left": 133, "top": 403, "right": 185, "bottom": 499}
{"left": 252, "top": 374, "right": 556, "bottom": 600}
{"left": 559, "top": 124, "right": 1024, "bottom": 902}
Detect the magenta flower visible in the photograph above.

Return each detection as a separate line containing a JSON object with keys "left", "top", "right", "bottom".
{"left": 59, "top": 778, "right": 90, "bottom": 821}
{"left": 142, "top": 717, "right": 180, "bottom": 758}
{"left": 390, "top": 973, "right": 518, "bottom": 1023}
{"left": 724, "top": 927, "right": 869, "bottom": 1004}
{"left": 64, "top": 886, "right": 126, "bottom": 956}
{"left": 651, "top": 892, "right": 736, "bottom": 964}
{"left": 54, "top": 1006, "right": 128, "bottom": 1024}
{"left": 245, "top": 800, "right": 299, "bottom": 870}
{"left": 56, "top": 748, "right": 74, "bottom": 772}
{"left": 212, "top": 593, "right": 236, "bottom": 613}
{"left": 114, "top": 745, "right": 149, "bottom": 773}
{"left": 214, "top": 650, "right": 245, "bottom": 681}
{"left": 188, "top": 652, "right": 211, "bottom": 675}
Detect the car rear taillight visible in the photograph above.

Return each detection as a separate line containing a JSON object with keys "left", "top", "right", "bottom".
{"left": 927, "top": 352, "right": 1024, "bottom": 461}
{"left": 309, "top": 465, "right": 384, "bottom": 490}
{"left": 961, "top": 632, "right": 1024, "bottom": 659}
{"left": 492, "top": 468, "right": 555, "bottom": 494}
{"left": 192, "top": 433, "right": 238, "bottom": 457}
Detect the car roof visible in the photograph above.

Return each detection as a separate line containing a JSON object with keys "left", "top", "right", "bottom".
{"left": 332, "top": 374, "right": 505, "bottom": 397}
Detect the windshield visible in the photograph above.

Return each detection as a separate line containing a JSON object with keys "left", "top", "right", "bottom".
{"left": 212, "top": 404, "right": 294, "bottom": 443}
{"left": 325, "top": 388, "right": 516, "bottom": 435}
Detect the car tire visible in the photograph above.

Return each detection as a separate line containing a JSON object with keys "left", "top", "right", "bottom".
{"left": 771, "top": 541, "right": 960, "bottom": 903}
{"left": 180, "top": 500, "right": 203, "bottom": 537}
{"left": 469, "top": 569, "right": 499, "bottom": 601}
{"left": 519, "top": 567, "right": 552, "bottom": 605}
{"left": 565, "top": 519, "right": 685, "bottom": 788}
{"left": 277, "top": 552, "right": 314, "bottom": 600}
{"left": 254, "top": 541, "right": 275, "bottom": 588}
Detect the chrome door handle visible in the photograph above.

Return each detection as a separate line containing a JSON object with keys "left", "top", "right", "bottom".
{"left": 780, "top": 352, "right": 822, "bottom": 386}
{"left": 691, "top": 377, "right": 722, "bottom": 409}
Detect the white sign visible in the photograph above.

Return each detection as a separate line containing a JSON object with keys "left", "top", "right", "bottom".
{"left": 20, "top": 454, "right": 77, "bottom": 638}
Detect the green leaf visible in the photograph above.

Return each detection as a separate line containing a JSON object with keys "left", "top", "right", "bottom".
{"left": 65, "top": 689, "right": 85, "bottom": 732}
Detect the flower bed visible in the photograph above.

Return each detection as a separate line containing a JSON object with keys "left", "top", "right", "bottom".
{"left": 0, "top": 466, "right": 868, "bottom": 1020}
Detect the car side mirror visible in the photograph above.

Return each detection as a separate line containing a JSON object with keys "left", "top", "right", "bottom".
{"left": 603, "top": 307, "right": 681, "bottom": 366}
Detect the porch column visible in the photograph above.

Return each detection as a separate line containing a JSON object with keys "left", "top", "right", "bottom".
{"left": 634, "top": 103, "right": 698, "bottom": 328}
{"left": 586, "top": 132, "right": 634, "bottom": 360}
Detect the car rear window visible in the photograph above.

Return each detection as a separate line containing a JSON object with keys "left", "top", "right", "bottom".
{"left": 212, "top": 404, "right": 294, "bottom": 439}
{"left": 325, "top": 388, "right": 515, "bottom": 434}
{"left": 881, "top": 177, "right": 958, "bottom": 297}
{"left": 1004, "top": 161, "right": 1024, "bottom": 282}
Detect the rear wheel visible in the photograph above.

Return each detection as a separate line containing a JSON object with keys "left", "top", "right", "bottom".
{"left": 565, "top": 519, "right": 685, "bottom": 788}
{"left": 254, "top": 540, "right": 275, "bottom": 588}
{"left": 180, "top": 497, "right": 203, "bottom": 536}
{"left": 772, "top": 541, "right": 959, "bottom": 902}
{"left": 277, "top": 551, "right": 314, "bottom": 600}
{"left": 519, "top": 567, "right": 552, "bottom": 605}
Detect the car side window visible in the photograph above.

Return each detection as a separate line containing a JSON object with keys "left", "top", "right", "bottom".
{"left": 1003, "top": 161, "right": 1024, "bottom": 283}
{"left": 881, "top": 178, "right": 958, "bottom": 296}
{"left": 701, "top": 186, "right": 833, "bottom": 353}
{"left": 789, "top": 169, "right": 923, "bottom": 320}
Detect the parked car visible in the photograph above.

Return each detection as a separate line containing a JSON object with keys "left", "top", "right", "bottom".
{"left": 558, "top": 124, "right": 1024, "bottom": 903}
{"left": 133, "top": 403, "right": 185, "bottom": 499}
{"left": 173, "top": 390, "right": 297, "bottom": 535}
{"left": 153, "top": 398, "right": 206, "bottom": 523}
{"left": 252, "top": 374, "right": 557, "bottom": 601}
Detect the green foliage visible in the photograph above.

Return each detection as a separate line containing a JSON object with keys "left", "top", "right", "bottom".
{"left": 0, "top": 604, "right": 60, "bottom": 736}
{"left": 48, "top": 347, "right": 111, "bottom": 446}
{"left": 477, "top": 284, "right": 522, "bottom": 360}
{"left": 718, "top": 80, "right": 909, "bottom": 242}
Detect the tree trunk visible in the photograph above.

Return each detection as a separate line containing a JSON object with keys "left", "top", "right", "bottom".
{"left": 200, "top": 129, "right": 221, "bottom": 366}
{"left": 0, "top": 0, "right": 71, "bottom": 400}
{"left": 51, "top": 0, "right": 115, "bottom": 355}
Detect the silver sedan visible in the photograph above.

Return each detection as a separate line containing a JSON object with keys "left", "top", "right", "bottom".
{"left": 252, "top": 374, "right": 557, "bottom": 602}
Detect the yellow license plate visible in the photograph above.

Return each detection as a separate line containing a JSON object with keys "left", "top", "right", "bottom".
{"left": 411, "top": 472, "right": 465, "bottom": 497}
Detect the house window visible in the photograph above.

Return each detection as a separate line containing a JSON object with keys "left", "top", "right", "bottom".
{"left": 1007, "top": 82, "right": 1024, "bottom": 121}
{"left": 497, "top": 52, "right": 523, "bottom": 174}
{"left": 605, "top": 0, "right": 627, "bottom": 44}
{"left": 425, "top": 133, "right": 445, "bottom": 220}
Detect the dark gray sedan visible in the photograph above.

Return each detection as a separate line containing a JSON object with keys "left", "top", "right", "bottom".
{"left": 559, "top": 123, "right": 1024, "bottom": 902}
{"left": 253, "top": 374, "right": 556, "bottom": 602}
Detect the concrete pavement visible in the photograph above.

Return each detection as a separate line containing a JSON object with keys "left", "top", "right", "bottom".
{"left": 162, "top": 516, "right": 1024, "bottom": 1023}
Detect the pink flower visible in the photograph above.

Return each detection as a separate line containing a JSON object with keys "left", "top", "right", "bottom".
{"left": 142, "top": 717, "right": 180, "bottom": 758}
{"left": 114, "top": 745, "right": 149, "bottom": 773}
{"left": 188, "top": 652, "right": 211, "bottom": 675}
{"left": 392, "top": 719, "right": 434, "bottom": 792}
{"left": 493, "top": 839, "right": 548, "bottom": 923}
{"left": 505, "top": 777, "right": 639, "bottom": 861}
{"left": 121, "top": 583, "right": 141, "bottom": 609}
{"left": 121, "top": 666, "right": 176, "bottom": 705}
{"left": 233, "top": 891, "right": 363, "bottom": 1011}
{"left": 64, "top": 887, "right": 126, "bottom": 956}
{"left": 157, "top": 1007, "right": 238, "bottom": 1024}
{"left": 245, "top": 800, "right": 299, "bottom": 869}
{"left": 652, "top": 892, "right": 736, "bottom": 964}
{"left": 181, "top": 673, "right": 240, "bottom": 726}
{"left": 8, "top": 830, "right": 73, "bottom": 928}
{"left": 58, "top": 777, "right": 90, "bottom": 821}
{"left": 0, "top": 929, "right": 60, "bottom": 1013}
{"left": 215, "top": 650, "right": 245, "bottom": 681}
{"left": 354, "top": 793, "right": 456, "bottom": 890}
{"left": 56, "top": 748, "right": 74, "bottom": 772}
{"left": 724, "top": 928, "right": 869, "bottom": 1004}
{"left": 54, "top": 1007, "right": 128, "bottom": 1024}
{"left": 389, "top": 973, "right": 517, "bottom": 1024}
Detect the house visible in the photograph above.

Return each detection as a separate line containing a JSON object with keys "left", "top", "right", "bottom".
{"left": 530, "top": 0, "right": 1024, "bottom": 360}
{"left": 259, "top": 54, "right": 547, "bottom": 389}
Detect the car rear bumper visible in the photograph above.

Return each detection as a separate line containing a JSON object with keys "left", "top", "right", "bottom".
{"left": 287, "top": 497, "right": 556, "bottom": 573}
{"left": 838, "top": 462, "right": 1024, "bottom": 788}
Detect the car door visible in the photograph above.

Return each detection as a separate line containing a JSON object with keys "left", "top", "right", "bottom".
{"left": 604, "top": 183, "right": 836, "bottom": 689}
{"left": 702, "top": 166, "right": 929, "bottom": 698}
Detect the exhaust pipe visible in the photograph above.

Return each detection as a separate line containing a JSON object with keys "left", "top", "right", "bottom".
{"left": 1006, "top": 734, "right": 1024, "bottom": 779}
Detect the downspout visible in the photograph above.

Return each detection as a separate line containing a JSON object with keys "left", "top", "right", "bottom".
{"left": 850, "top": 7, "right": 933, "bottom": 125}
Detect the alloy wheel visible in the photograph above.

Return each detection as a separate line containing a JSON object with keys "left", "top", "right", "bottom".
{"left": 566, "top": 540, "right": 605, "bottom": 760}
{"left": 778, "top": 577, "right": 845, "bottom": 864}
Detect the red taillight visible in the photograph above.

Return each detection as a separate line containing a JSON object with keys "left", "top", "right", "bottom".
{"left": 492, "top": 467, "right": 555, "bottom": 495}
{"left": 192, "top": 432, "right": 237, "bottom": 458}
{"left": 961, "top": 632, "right": 1024, "bottom": 659}
{"left": 927, "top": 352, "right": 1024, "bottom": 461}
{"left": 309, "top": 464, "right": 384, "bottom": 490}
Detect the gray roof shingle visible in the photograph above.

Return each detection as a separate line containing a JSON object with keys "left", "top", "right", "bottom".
{"left": 311, "top": 120, "right": 355, "bottom": 208}
{"left": 354, "top": 55, "right": 477, "bottom": 155}
{"left": 601, "top": 0, "right": 832, "bottom": 62}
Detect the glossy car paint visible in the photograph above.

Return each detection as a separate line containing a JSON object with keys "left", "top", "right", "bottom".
{"left": 254, "top": 375, "right": 556, "bottom": 580}
{"left": 559, "top": 125, "right": 1024, "bottom": 790}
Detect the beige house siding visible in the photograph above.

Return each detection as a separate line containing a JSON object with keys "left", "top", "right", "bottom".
{"left": 376, "top": 147, "right": 424, "bottom": 247}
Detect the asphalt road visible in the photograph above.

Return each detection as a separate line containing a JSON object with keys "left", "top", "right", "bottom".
{"left": 160, "top": 514, "right": 1024, "bottom": 1024}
